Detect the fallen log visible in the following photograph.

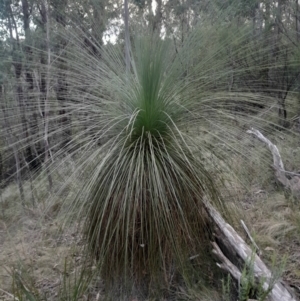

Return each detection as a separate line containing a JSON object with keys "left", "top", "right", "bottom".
{"left": 247, "top": 128, "right": 300, "bottom": 199}
{"left": 203, "top": 199, "right": 298, "bottom": 301}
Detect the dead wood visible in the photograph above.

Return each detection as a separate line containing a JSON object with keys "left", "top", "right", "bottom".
{"left": 203, "top": 199, "right": 298, "bottom": 301}
{"left": 247, "top": 128, "right": 300, "bottom": 199}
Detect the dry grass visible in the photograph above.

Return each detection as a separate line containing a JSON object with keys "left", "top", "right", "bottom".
{"left": 1, "top": 126, "right": 300, "bottom": 300}
{"left": 0, "top": 195, "right": 83, "bottom": 300}
{"left": 235, "top": 128, "right": 300, "bottom": 296}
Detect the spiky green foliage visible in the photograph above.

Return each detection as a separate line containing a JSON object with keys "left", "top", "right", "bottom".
{"left": 65, "top": 34, "right": 224, "bottom": 288}
{"left": 55, "top": 21, "right": 297, "bottom": 291}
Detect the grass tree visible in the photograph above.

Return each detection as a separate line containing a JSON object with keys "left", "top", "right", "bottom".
{"left": 65, "top": 33, "right": 224, "bottom": 291}
{"left": 55, "top": 19, "right": 297, "bottom": 295}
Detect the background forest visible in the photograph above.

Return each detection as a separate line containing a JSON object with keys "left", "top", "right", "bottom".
{"left": 1, "top": 0, "right": 300, "bottom": 300}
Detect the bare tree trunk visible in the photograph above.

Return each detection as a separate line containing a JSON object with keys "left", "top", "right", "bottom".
{"left": 57, "top": 74, "right": 71, "bottom": 149}
{"left": 273, "top": 0, "right": 287, "bottom": 126}
{"left": 265, "top": 0, "right": 271, "bottom": 29}
{"left": 0, "top": 89, "right": 3, "bottom": 215}
{"left": 0, "top": 148, "right": 2, "bottom": 189}
{"left": 6, "top": 1, "right": 26, "bottom": 204}
{"left": 124, "top": 0, "right": 130, "bottom": 75}
{"left": 91, "top": 0, "right": 106, "bottom": 47}
{"left": 42, "top": 0, "right": 53, "bottom": 191}
{"left": 252, "top": 1, "right": 260, "bottom": 35}
{"left": 55, "top": 11, "right": 72, "bottom": 150}
{"left": 153, "top": 0, "right": 162, "bottom": 33}
{"left": 1, "top": 87, "right": 25, "bottom": 205}
{"left": 296, "top": 0, "right": 300, "bottom": 42}
{"left": 22, "top": 0, "right": 42, "bottom": 173}
{"left": 11, "top": 141, "right": 25, "bottom": 205}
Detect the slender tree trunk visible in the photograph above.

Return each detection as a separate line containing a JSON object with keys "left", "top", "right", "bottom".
{"left": 55, "top": 11, "right": 72, "bottom": 149}
{"left": 274, "top": 0, "right": 287, "bottom": 126}
{"left": 153, "top": 0, "right": 162, "bottom": 33}
{"left": 6, "top": 1, "right": 27, "bottom": 204}
{"left": 91, "top": 0, "right": 106, "bottom": 47}
{"left": 252, "top": 1, "right": 260, "bottom": 35}
{"left": 1, "top": 88, "right": 25, "bottom": 205}
{"left": 12, "top": 142, "right": 25, "bottom": 205}
{"left": 57, "top": 75, "right": 71, "bottom": 149}
{"left": 265, "top": 0, "right": 271, "bottom": 29}
{"left": 42, "top": 0, "right": 53, "bottom": 191}
{"left": 124, "top": 0, "right": 130, "bottom": 75}
{"left": 0, "top": 85, "right": 3, "bottom": 190}
{"left": 22, "top": 0, "right": 42, "bottom": 172}
{"left": 296, "top": 0, "right": 300, "bottom": 42}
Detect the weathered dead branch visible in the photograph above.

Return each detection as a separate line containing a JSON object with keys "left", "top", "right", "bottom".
{"left": 247, "top": 128, "right": 300, "bottom": 198}
{"left": 203, "top": 199, "right": 298, "bottom": 301}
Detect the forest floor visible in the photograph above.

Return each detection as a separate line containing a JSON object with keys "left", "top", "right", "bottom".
{"left": 1, "top": 128, "right": 300, "bottom": 301}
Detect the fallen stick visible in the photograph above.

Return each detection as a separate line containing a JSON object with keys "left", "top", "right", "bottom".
{"left": 203, "top": 199, "right": 298, "bottom": 301}
{"left": 247, "top": 128, "right": 300, "bottom": 198}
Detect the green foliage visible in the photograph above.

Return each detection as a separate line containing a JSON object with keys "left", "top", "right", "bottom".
{"left": 239, "top": 253, "right": 286, "bottom": 301}
{"left": 239, "top": 254, "right": 258, "bottom": 301}
{"left": 221, "top": 253, "right": 286, "bottom": 301}
{"left": 221, "top": 274, "right": 233, "bottom": 301}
